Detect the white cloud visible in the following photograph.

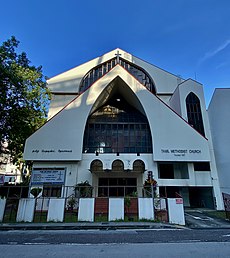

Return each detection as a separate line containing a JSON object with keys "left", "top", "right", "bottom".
{"left": 198, "top": 39, "right": 230, "bottom": 66}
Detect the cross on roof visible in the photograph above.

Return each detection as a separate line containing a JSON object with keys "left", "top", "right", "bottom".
{"left": 115, "top": 50, "right": 121, "bottom": 64}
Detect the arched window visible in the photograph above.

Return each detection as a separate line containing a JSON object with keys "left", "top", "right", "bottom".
{"left": 133, "top": 160, "right": 145, "bottom": 173}
{"left": 83, "top": 95, "right": 153, "bottom": 154}
{"left": 90, "top": 160, "right": 103, "bottom": 172}
{"left": 186, "top": 92, "right": 205, "bottom": 136}
{"left": 112, "top": 160, "right": 124, "bottom": 172}
{"left": 79, "top": 57, "right": 155, "bottom": 94}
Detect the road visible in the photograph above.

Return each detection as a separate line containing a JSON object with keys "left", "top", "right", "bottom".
{"left": 1, "top": 229, "right": 230, "bottom": 257}
{"left": 1, "top": 228, "right": 230, "bottom": 244}
{"left": 1, "top": 210, "right": 230, "bottom": 257}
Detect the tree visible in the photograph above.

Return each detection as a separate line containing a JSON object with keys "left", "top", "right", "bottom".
{"left": 0, "top": 36, "right": 50, "bottom": 164}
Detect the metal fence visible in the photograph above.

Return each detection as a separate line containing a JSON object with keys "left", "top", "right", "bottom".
{"left": 0, "top": 185, "right": 168, "bottom": 223}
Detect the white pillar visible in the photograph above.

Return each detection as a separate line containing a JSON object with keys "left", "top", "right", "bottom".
{"left": 47, "top": 198, "right": 65, "bottom": 222}
{"left": 109, "top": 198, "right": 124, "bottom": 221}
{"left": 0, "top": 199, "right": 6, "bottom": 222}
{"left": 16, "top": 198, "right": 36, "bottom": 222}
{"left": 167, "top": 198, "right": 185, "bottom": 225}
{"left": 138, "top": 198, "right": 154, "bottom": 220}
{"left": 78, "top": 198, "right": 95, "bottom": 222}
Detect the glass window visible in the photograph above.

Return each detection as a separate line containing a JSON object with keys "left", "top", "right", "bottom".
{"left": 158, "top": 163, "right": 174, "bottom": 179}
{"left": 83, "top": 95, "right": 153, "bottom": 154}
{"left": 186, "top": 92, "right": 205, "bottom": 136}
{"left": 79, "top": 57, "right": 156, "bottom": 94}
{"left": 42, "top": 185, "right": 62, "bottom": 197}
{"left": 193, "top": 162, "right": 211, "bottom": 171}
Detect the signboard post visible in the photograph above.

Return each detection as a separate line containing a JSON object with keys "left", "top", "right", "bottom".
{"left": 0, "top": 174, "right": 4, "bottom": 185}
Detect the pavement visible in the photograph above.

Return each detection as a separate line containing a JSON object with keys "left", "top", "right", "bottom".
{"left": 0, "top": 221, "right": 183, "bottom": 231}
{"left": 1, "top": 209, "right": 229, "bottom": 231}
{"left": 185, "top": 208, "right": 230, "bottom": 229}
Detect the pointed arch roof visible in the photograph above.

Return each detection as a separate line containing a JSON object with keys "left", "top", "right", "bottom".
{"left": 24, "top": 65, "right": 210, "bottom": 162}
{"left": 47, "top": 48, "right": 183, "bottom": 95}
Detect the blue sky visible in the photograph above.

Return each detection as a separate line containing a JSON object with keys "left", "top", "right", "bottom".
{"left": 1, "top": 0, "right": 230, "bottom": 106}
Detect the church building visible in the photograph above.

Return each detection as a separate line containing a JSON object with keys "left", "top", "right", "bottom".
{"left": 23, "top": 48, "right": 224, "bottom": 210}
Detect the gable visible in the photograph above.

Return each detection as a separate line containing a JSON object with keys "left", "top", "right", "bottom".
{"left": 24, "top": 65, "right": 210, "bottom": 161}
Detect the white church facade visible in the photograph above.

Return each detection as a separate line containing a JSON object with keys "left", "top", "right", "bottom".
{"left": 23, "top": 48, "right": 224, "bottom": 210}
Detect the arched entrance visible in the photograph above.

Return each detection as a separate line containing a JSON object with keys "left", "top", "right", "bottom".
{"left": 91, "top": 159, "right": 145, "bottom": 197}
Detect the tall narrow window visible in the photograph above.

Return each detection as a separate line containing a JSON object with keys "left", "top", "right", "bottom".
{"left": 186, "top": 92, "right": 205, "bottom": 136}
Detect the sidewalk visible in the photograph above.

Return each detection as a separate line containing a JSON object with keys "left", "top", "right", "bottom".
{"left": 0, "top": 221, "right": 185, "bottom": 231}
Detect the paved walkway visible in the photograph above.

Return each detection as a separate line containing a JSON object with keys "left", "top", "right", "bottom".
{"left": 185, "top": 209, "right": 230, "bottom": 229}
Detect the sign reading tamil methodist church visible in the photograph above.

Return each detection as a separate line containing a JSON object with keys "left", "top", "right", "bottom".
{"left": 161, "top": 148, "right": 202, "bottom": 156}
{"left": 31, "top": 168, "right": 66, "bottom": 185}
{"left": 154, "top": 145, "right": 210, "bottom": 162}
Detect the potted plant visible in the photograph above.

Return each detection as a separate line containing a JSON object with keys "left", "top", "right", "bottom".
{"left": 67, "top": 195, "right": 77, "bottom": 211}
{"left": 74, "top": 181, "right": 93, "bottom": 198}
{"left": 30, "top": 187, "right": 42, "bottom": 198}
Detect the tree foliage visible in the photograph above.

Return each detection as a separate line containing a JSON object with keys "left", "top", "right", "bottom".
{"left": 0, "top": 36, "right": 50, "bottom": 163}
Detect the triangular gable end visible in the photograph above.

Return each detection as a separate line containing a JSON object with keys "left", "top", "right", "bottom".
{"left": 24, "top": 65, "right": 210, "bottom": 162}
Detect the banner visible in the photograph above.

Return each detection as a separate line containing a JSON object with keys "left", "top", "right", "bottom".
{"left": 31, "top": 168, "right": 66, "bottom": 185}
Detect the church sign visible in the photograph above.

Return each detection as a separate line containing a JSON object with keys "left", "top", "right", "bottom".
{"left": 161, "top": 148, "right": 202, "bottom": 157}
{"left": 31, "top": 168, "right": 66, "bottom": 185}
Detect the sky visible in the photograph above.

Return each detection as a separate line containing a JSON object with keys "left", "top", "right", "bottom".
{"left": 1, "top": 0, "right": 230, "bottom": 106}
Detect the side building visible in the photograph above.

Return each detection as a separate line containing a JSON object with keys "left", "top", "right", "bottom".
{"left": 23, "top": 48, "right": 224, "bottom": 210}
{"left": 208, "top": 88, "right": 230, "bottom": 196}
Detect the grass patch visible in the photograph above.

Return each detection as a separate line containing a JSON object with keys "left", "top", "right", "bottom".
{"left": 205, "top": 211, "right": 227, "bottom": 220}
{"left": 3, "top": 210, "right": 17, "bottom": 223}
{"left": 94, "top": 215, "right": 108, "bottom": 222}
{"left": 33, "top": 211, "right": 48, "bottom": 223}
{"left": 64, "top": 211, "right": 78, "bottom": 222}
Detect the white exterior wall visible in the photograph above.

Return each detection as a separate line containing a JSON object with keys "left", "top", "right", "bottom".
{"left": 48, "top": 94, "right": 77, "bottom": 119}
{"left": 208, "top": 89, "right": 230, "bottom": 195}
{"left": 47, "top": 48, "right": 182, "bottom": 95}
{"left": 23, "top": 48, "right": 224, "bottom": 210}
{"left": 24, "top": 66, "right": 211, "bottom": 162}
{"left": 169, "top": 79, "right": 223, "bottom": 209}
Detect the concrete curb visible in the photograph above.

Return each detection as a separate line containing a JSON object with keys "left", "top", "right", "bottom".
{"left": 0, "top": 222, "right": 185, "bottom": 231}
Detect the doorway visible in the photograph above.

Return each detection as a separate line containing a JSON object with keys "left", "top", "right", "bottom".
{"left": 98, "top": 178, "right": 137, "bottom": 197}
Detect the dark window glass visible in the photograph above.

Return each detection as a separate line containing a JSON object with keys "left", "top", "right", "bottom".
{"left": 193, "top": 162, "right": 211, "bottom": 171}
{"left": 42, "top": 185, "right": 62, "bottom": 197}
{"left": 83, "top": 95, "right": 153, "bottom": 154}
{"left": 158, "top": 163, "right": 174, "bottom": 179}
{"left": 186, "top": 92, "right": 205, "bottom": 136}
{"left": 79, "top": 57, "right": 155, "bottom": 94}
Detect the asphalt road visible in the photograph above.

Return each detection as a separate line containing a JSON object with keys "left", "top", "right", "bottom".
{"left": 1, "top": 228, "right": 230, "bottom": 244}
{"left": 1, "top": 209, "right": 230, "bottom": 257}
{"left": 1, "top": 229, "right": 230, "bottom": 258}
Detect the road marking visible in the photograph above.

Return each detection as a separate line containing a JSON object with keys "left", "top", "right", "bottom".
{"left": 7, "top": 242, "right": 18, "bottom": 245}
{"left": 24, "top": 243, "right": 48, "bottom": 245}
{"left": 185, "top": 213, "right": 214, "bottom": 221}
{"left": 222, "top": 234, "right": 230, "bottom": 237}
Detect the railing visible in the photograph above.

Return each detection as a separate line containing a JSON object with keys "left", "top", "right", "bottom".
{"left": 0, "top": 185, "right": 168, "bottom": 223}
{"left": 0, "top": 185, "right": 159, "bottom": 199}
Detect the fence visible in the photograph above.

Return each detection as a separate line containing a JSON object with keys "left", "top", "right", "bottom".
{"left": 0, "top": 185, "right": 176, "bottom": 224}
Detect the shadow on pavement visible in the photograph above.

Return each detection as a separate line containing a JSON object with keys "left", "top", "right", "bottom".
{"left": 185, "top": 208, "right": 230, "bottom": 229}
